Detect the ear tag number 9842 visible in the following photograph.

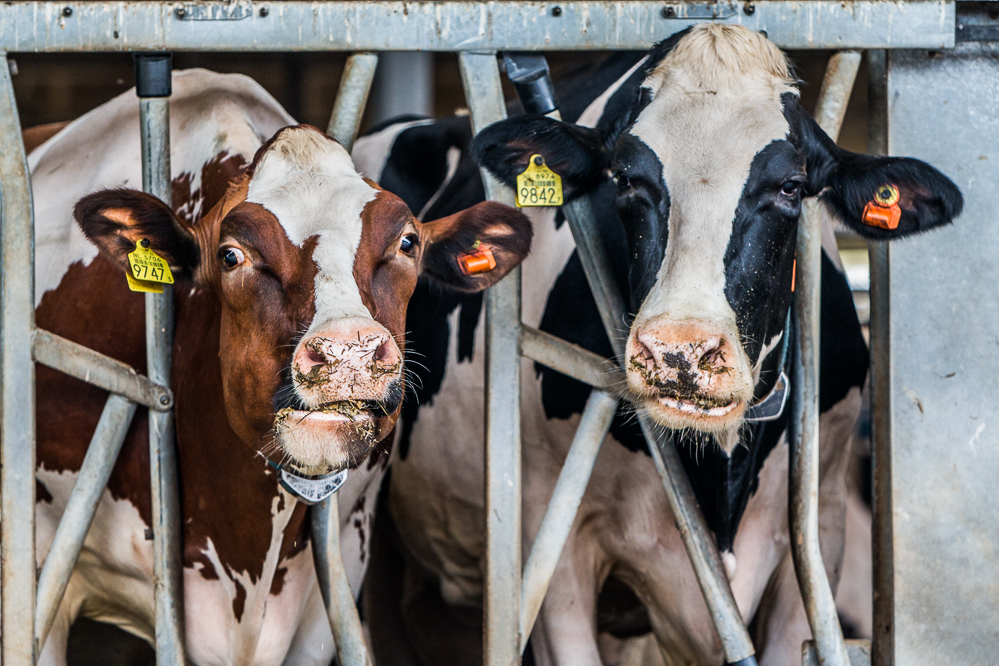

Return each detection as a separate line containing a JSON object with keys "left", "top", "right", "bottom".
{"left": 516, "top": 154, "right": 563, "bottom": 208}
{"left": 126, "top": 239, "right": 174, "bottom": 294}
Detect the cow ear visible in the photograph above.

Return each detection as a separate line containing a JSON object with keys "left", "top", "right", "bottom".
{"left": 797, "top": 112, "right": 963, "bottom": 239}
{"left": 471, "top": 115, "right": 609, "bottom": 199}
{"left": 420, "top": 201, "right": 533, "bottom": 292}
{"left": 74, "top": 188, "right": 201, "bottom": 275}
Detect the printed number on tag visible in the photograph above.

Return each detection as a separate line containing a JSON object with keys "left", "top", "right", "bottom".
{"left": 126, "top": 239, "right": 174, "bottom": 293}
{"left": 516, "top": 155, "right": 563, "bottom": 208}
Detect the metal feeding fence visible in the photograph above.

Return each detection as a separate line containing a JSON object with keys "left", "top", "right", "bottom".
{"left": 0, "top": 2, "right": 980, "bottom": 666}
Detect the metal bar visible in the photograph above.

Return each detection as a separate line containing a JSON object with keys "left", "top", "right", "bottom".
{"left": 789, "top": 49, "right": 861, "bottom": 666}
{"left": 0, "top": 2, "right": 956, "bottom": 53}
{"left": 32, "top": 329, "right": 173, "bottom": 411}
{"left": 137, "top": 54, "right": 186, "bottom": 666}
{"left": 459, "top": 51, "right": 523, "bottom": 666}
{"left": 804, "top": 640, "right": 872, "bottom": 666}
{"left": 312, "top": 498, "right": 373, "bottom": 666}
{"left": 519, "top": 390, "right": 617, "bottom": 653}
{"left": 866, "top": 48, "right": 893, "bottom": 666}
{"left": 0, "top": 48, "right": 38, "bottom": 666}
{"left": 562, "top": 197, "right": 757, "bottom": 664}
{"left": 520, "top": 324, "right": 621, "bottom": 395}
{"left": 327, "top": 53, "right": 378, "bottom": 152}
{"left": 34, "top": 394, "right": 137, "bottom": 651}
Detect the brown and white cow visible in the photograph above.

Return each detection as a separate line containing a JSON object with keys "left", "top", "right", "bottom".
{"left": 32, "top": 69, "right": 530, "bottom": 665}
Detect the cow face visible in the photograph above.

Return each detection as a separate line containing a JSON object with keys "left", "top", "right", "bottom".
{"left": 473, "top": 25, "right": 961, "bottom": 445}
{"left": 75, "top": 125, "right": 532, "bottom": 473}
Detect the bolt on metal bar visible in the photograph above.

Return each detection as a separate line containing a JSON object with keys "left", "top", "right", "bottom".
{"left": 790, "top": 49, "right": 861, "bottom": 666}
{"left": 313, "top": 55, "right": 374, "bottom": 665}
{"left": 136, "top": 53, "right": 186, "bottom": 666}
{"left": 459, "top": 50, "right": 523, "bottom": 666}
{"left": 328, "top": 53, "right": 378, "bottom": 152}
{"left": 35, "top": 394, "right": 137, "bottom": 651}
{"left": 0, "top": 48, "right": 38, "bottom": 666}
{"left": 520, "top": 324, "right": 621, "bottom": 395}
{"left": 519, "top": 389, "right": 618, "bottom": 652}
{"left": 561, "top": 197, "right": 757, "bottom": 664}
{"left": 313, "top": 498, "right": 373, "bottom": 666}
{"left": 33, "top": 329, "right": 173, "bottom": 410}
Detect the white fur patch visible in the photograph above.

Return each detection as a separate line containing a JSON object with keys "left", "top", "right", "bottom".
{"left": 246, "top": 128, "right": 378, "bottom": 329}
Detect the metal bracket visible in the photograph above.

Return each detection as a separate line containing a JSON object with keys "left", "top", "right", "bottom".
{"left": 956, "top": 2, "right": 999, "bottom": 42}
{"left": 661, "top": 2, "right": 738, "bottom": 19}
{"left": 174, "top": 2, "right": 252, "bottom": 20}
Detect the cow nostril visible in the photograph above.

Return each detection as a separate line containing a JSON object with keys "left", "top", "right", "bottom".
{"left": 374, "top": 341, "right": 395, "bottom": 364}
{"left": 305, "top": 347, "right": 326, "bottom": 367}
{"left": 633, "top": 337, "right": 657, "bottom": 369}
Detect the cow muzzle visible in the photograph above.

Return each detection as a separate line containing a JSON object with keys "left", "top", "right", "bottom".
{"left": 626, "top": 318, "right": 753, "bottom": 432}
{"left": 276, "top": 318, "right": 403, "bottom": 472}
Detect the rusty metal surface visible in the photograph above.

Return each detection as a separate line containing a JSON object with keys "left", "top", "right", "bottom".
{"left": 0, "top": 2, "right": 955, "bottom": 53}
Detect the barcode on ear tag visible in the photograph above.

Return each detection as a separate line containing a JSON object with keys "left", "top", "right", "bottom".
{"left": 127, "top": 239, "right": 175, "bottom": 285}
{"left": 516, "top": 155, "right": 563, "bottom": 208}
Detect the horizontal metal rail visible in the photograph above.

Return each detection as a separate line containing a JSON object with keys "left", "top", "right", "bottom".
{"left": 33, "top": 329, "right": 173, "bottom": 411}
{"left": 34, "top": 394, "right": 137, "bottom": 651}
{"left": 0, "top": 1, "right": 955, "bottom": 53}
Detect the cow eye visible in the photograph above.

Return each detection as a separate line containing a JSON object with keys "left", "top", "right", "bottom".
{"left": 614, "top": 171, "right": 631, "bottom": 193}
{"left": 780, "top": 181, "right": 801, "bottom": 197}
{"left": 219, "top": 247, "right": 245, "bottom": 270}
{"left": 399, "top": 234, "right": 418, "bottom": 255}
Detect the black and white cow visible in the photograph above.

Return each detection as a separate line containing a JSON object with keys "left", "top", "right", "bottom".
{"left": 355, "top": 24, "right": 961, "bottom": 666}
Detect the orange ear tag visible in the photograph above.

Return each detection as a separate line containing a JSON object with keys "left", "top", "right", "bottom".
{"left": 458, "top": 244, "right": 497, "bottom": 275}
{"left": 862, "top": 184, "right": 901, "bottom": 230}
{"left": 791, "top": 258, "right": 796, "bottom": 293}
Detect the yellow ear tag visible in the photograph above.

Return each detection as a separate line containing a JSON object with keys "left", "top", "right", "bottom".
{"left": 126, "top": 239, "right": 174, "bottom": 294}
{"left": 516, "top": 155, "right": 563, "bottom": 208}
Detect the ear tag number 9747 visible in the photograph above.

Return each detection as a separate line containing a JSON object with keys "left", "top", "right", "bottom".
{"left": 126, "top": 239, "right": 174, "bottom": 294}
{"left": 516, "top": 154, "right": 563, "bottom": 208}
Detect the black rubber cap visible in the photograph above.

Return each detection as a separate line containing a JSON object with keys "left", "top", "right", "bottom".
{"left": 726, "top": 657, "right": 759, "bottom": 666}
{"left": 502, "top": 52, "right": 559, "bottom": 116}
{"left": 134, "top": 53, "right": 172, "bottom": 98}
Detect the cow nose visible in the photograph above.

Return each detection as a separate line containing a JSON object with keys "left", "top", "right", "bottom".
{"left": 293, "top": 322, "right": 402, "bottom": 379}
{"left": 628, "top": 321, "right": 739, "bottom": 397}
{"left": 636, "top": 332, "right": 725, "bottom": 372}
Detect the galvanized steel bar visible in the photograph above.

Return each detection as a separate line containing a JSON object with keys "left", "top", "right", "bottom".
{"left": 519, "top": 389, "right": 617, "bottom": 653}
{"left": 0, "top": 2, "right": 956, "bottom": 53}
{"left": 459, "top": 51, "right": 523, "bottom": 666}
{"left": 313, "top": 498, "right": 373, "bottom": 666}
{"left": 34, "top": 394, "right": 137, "bottom": 651}
{"left": 0, "top": 48, "right": 38, "bottom": 666}
{"left": 327, "top": 53, "right": 378, "bottom": 152}
{"left": 789, "top": 50, "right": 860, "bottom": 666}
{"left": 520, "top": 324, "right": 621, "bottom": 395}
{"left": 137, "top": 54, "right": 186, "bottom": 666}
{"left": 33, "top": 329, "right": 173, "bottom": 411}
{"left": 562, "top": 197, "right": 757, "bottom": 664}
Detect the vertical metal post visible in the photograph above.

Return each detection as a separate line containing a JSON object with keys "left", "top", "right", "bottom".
{"left": 790, "top": 49, "right": 861, "bottom": 666}
{"left": 35, "top": 395, "right": 137, "bottom": 650}
{"left": 135, "top": 52, "right": 186, "bottom": 666}
{"left": 327, "top": 53, "right": 379, "bottom": 153}
{"left": 866, "top": 49, "right": 893, "bottom": 666}
{"left": 313, "top": 498, "right": 373, "bottom": 666}
{"left": 458, "top": 51, "right": 522, "bottom": 666}
{"left": 0, "top": 49, "right": 38, "bottom": 666}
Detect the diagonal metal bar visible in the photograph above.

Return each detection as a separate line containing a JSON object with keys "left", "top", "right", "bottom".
{"left": 34, "top": 394, "right": 137, "bottom": 651}
{"left": 459, "top": 50, "right": 524, "bottom": 666}
{"left": 0, "top": 48, "right": 38, "bottom": 666}
{"left": 790, "top": 49, "right": 861, "bottom": 666}
{"left": 327, "top": 53, "right": 378, "bottom": 153}
{"left": 33, "top": 329, "right": 173, "bottom": 411}
{"left": 519, "top": 389, "right": 618, "bottom": 653}
{"left": 561, "top": 196, "right": 758, "bottom": 663}
{"left": 520, "top": 324, "right": 622, "bottom": 395}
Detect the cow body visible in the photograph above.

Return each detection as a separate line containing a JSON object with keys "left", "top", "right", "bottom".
{"left": 32, "top": 69, "right": 531, "bottom": 665}
{"left": 357, "top": 26, "right": 959, "bottom": 666}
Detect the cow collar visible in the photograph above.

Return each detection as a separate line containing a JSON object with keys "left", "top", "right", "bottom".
{"left": 744, "top": 307, "right": 792, "bottom": 423}
{"left": 265, "top": 458, "right": 349, "bottom": 505}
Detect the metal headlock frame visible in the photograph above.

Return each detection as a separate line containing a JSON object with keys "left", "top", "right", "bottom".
{"left": 0, "top": 2, "right": 956, "bottom": 665}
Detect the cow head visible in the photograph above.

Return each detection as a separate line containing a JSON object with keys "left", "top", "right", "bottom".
{"left": 75, "top": 125, "right": 532, "bottom": 473}
{"left": 474, "top": 25, "right": 961, "bottom": 447}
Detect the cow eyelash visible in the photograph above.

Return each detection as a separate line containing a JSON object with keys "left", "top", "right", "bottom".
{"left": 399, "top": 234, "right": 419, "bottom": 255}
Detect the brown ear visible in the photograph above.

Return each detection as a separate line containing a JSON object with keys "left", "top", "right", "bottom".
{"left": 419, "top": 201, "right": 533, "bottom": 292}
{"left": 74, "top": 188, "right": 201, "bottom": 275}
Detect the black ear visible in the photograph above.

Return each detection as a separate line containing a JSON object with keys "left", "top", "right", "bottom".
{"left": 794, "top": 107, "right": 963, "bottom": 239}
{"left": 420, "top": 201, "right": 533, "bottom": 292}
{"left": 470, "top": 115, "right": 610, "bottom": 200}
{"left": 74, "top": 188, "right": 201, "bottom": 275}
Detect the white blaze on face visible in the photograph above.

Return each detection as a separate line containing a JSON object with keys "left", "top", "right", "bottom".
{"left": 246, "top": 128, "right": 379, "bottom": 332}
{"left": 629, "top": 25, "right": 797, "bottom": 375}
